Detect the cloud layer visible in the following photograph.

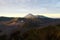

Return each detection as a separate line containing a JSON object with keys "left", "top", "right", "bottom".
{"left": 0, "top": 0, "right": 60, "bottom": 14}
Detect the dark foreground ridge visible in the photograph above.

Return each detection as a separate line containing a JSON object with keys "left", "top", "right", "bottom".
{"left": 0, "top": 14, "right": 60, "bottom": 40}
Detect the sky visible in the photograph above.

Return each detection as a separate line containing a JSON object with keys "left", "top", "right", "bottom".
{"left": 0, "top": 0, "right": 60, "bottom": 18}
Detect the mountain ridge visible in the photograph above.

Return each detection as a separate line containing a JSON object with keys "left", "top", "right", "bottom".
{"left": 0, "top": 14, "right": 60, "bottom": 40}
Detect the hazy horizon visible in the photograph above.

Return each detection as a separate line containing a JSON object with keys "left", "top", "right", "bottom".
{"left": 0, "top": 0, "right": 60, "bottom": 18}
{"left": 0, "top": 13, "right": 60, "bottom": 18}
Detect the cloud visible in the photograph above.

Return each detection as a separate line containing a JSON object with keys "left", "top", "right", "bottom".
{"left": 55, "top": 2, "right": 60, "bottom": 8}
{"left": 0, "top": 0, "right": 60, "bottom": 14}
{"left": 0, "top": 0, "right": 32, "bottom": 5}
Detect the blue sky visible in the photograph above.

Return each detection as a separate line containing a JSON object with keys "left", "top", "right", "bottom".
{"left": 0, "top": 0, "right": 60, "bottom": 17}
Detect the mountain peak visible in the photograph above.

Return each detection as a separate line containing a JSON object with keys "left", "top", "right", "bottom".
{"left": 25, "top": 13, "right": 35, "bottom": 19}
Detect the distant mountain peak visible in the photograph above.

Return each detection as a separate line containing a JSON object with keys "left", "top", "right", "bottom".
{"left": 24, "top": 13, "right": 51, "bottom": 19}
{"left": 25, "top": 13, "right": 36, "bottom": 19}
